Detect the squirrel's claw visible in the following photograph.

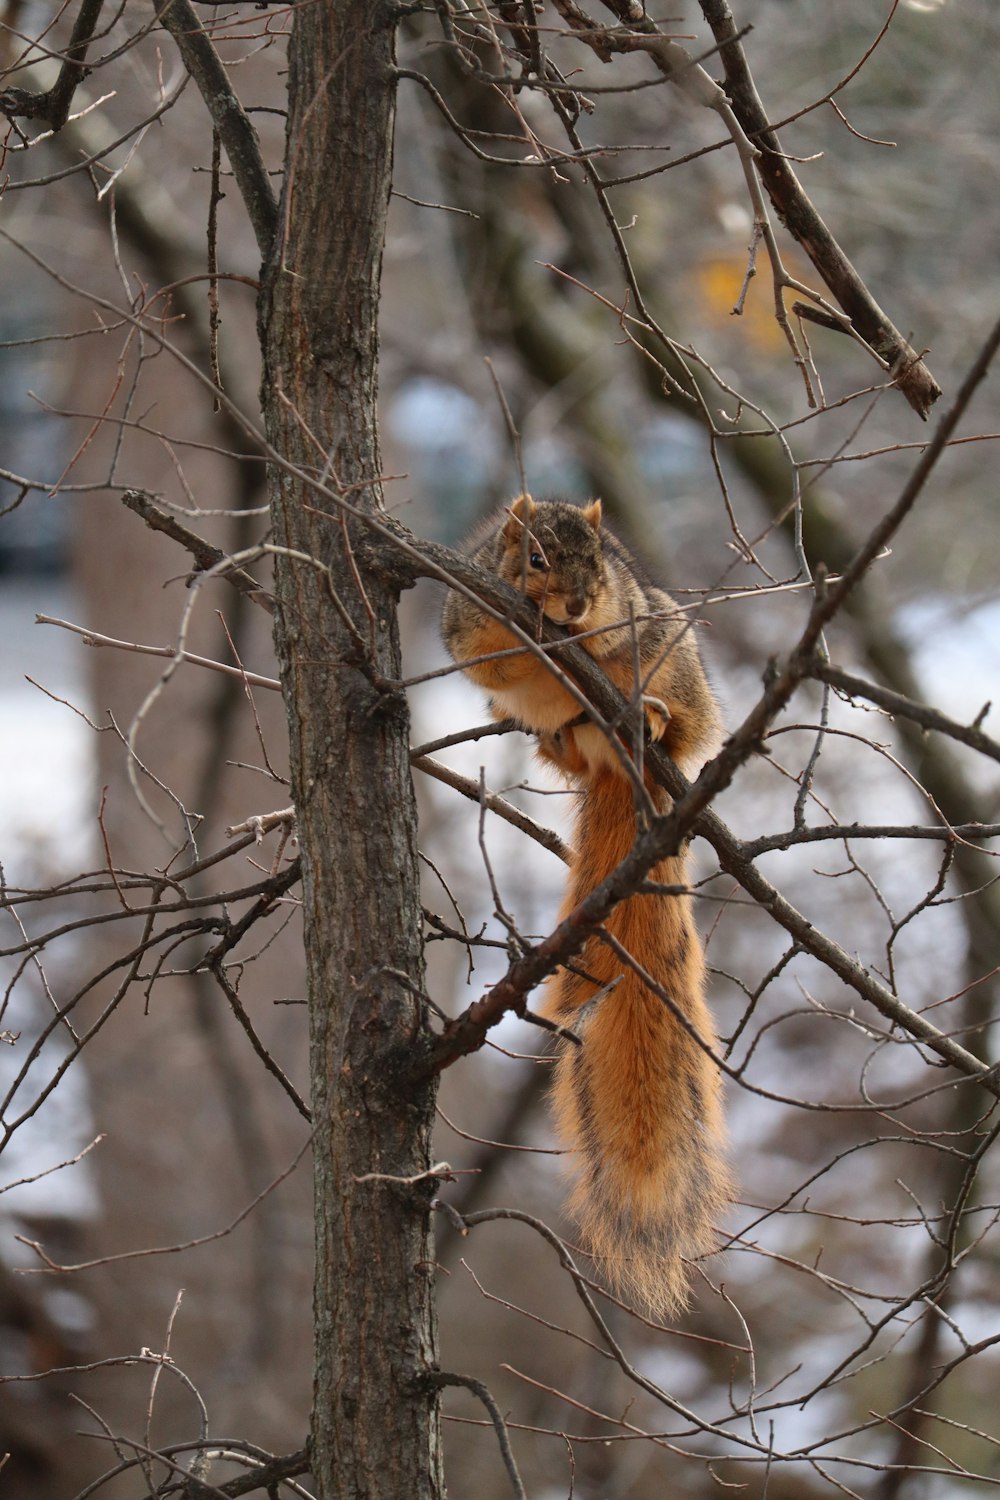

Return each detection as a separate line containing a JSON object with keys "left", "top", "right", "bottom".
{"left": 642, "top": 694, "right": 671, "bottom": 742}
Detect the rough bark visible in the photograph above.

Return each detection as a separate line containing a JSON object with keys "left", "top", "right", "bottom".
{"left": 257, "top": 4, "right": 442, "bottom": 1496}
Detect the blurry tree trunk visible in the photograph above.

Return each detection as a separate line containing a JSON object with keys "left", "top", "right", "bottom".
{"left": 258, "top": 4, "right": 442, "bottom": 1496}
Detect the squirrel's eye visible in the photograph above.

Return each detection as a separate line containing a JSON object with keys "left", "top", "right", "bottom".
{"left": 529, "top": 552, "right": 546, "bottom": 571}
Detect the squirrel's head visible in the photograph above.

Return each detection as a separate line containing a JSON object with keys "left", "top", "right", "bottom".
{"left": 500, "top": 493, "right": 606, "bottom": 627}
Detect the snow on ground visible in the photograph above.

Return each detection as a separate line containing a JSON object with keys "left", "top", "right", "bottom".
{"left": 0, "top": 577, "right": 98, "bottom": 1228}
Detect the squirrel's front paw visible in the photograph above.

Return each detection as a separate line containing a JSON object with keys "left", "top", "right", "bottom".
{"left": 642, "top": 694, "right": 671, "bottom": 743}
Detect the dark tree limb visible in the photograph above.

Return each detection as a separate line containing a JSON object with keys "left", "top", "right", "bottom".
{"left": 181, "top": 1445, "right": 311, "bottom": 1498}
{"left": 809, "top": 661, "right": 1000, "bottom": 767}
{"left": 0, "top": 0, "right": 106, "bottom": 129}
{"left": 695, "top": 0, "right": 941, "bottom": 417}
{"left": 158, "top": 0, "right": 278, "bottom": 259}
{"left": 122, "top": 489, "right": 274, "bottom": 613}
{"left": 487, "top": 0, "right": 939, "bottom": 412}
{"left": 566, "top": 0, "right": 939, "bottom": 414}
{"left": 426, "top": 1372, "right": 527, "bottom": 1500}
{"left": 412, "top": 752, "right": 571, "bottom": 862}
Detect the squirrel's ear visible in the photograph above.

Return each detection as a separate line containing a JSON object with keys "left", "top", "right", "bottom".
{"left": 504, "top": 492, "right": 535, "bottom": 537}
{"left": 583, "top": 498, "right": 603, "bottom": 531}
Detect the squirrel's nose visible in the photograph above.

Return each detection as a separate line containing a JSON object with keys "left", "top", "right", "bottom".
{"left": 566, "top": 594, "right": 588, "bottom": 621}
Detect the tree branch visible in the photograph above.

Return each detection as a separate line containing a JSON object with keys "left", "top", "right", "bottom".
{"left": 810, "top": 662, "right": 1000, "bottom": 767}
{"left": 157, "top": 0, "right": 278, "bottom": 258}
{"left": 0, "top": 0, "right": 107, "bottom": 129}
{"left": 695, "top": 0, "right": 941, "bottom": 416}
{"left": 122, "top": 489, "right": 274, "bottom": 613}
{"left": 427, "top": 1372, "right": 527, "bottom": 1500}
{"left": 412, "top": 753, "right": 571, "bottom": 863}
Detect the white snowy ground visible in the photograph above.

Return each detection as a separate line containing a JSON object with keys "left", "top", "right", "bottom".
{"left": 0, "top": 577, "right": 98, "bottom": 1230}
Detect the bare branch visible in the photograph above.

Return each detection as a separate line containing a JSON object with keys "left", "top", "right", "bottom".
{"left": 0, "top": 0, "right": 107, "bottom": 129}
{"left": 696, "top": 0, "right": 941, "bottom": 416}
{"left": 157, "top": 0, "right": 278, "bottom": 258}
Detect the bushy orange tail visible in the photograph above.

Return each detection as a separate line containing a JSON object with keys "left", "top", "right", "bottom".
{"left": 542, "top": 770, "right": 730, "bottom": 1318}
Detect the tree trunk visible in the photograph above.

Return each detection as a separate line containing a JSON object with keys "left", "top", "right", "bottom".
{"left": 258, "top": 4, "right": 442, "bottom": 1495}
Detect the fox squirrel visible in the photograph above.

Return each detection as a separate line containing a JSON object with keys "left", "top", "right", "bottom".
{"left": 442, "top": 493, "right": 730, "bottom": 1318}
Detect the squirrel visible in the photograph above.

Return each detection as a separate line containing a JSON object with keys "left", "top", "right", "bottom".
{"left": 442, "top": 493, "right": 731, "bottom": 1319}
